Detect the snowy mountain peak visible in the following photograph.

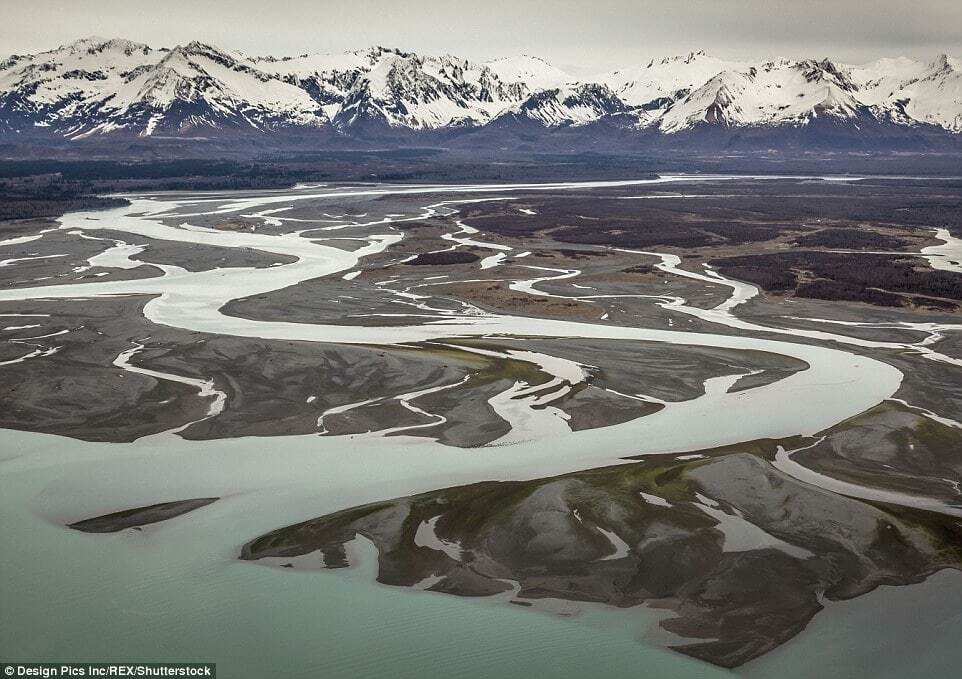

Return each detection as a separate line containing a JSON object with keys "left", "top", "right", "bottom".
{"left": 57, "top": 37, "right": 152, "bottom": 57}
{"left": 931, "top": 54, "right": 950, "bottom": 71}
{"left": 654, "top": 50, "right": 711, "bottom": 66}
{"left": 498, "top": 82, "right": 627, "bottom": 127}
{"left": 0, "top": 39, "right": 960, "bottom": 143}
{"left": 481, "top": 55, "right": 570, "bottom": 90}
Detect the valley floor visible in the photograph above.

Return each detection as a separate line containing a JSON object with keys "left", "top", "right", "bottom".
{"left": 2, "top": 174, "right": 962, "bottom": 676}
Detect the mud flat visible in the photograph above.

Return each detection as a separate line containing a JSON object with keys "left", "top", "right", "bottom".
{"left": 240, "top": 447, "right": 962, "bottom": 668}
{"left": 69, "top": 498, "right": 218, "bottom": 533}
{"left": 2, "top": 176, "right": 962, "bottom": 676}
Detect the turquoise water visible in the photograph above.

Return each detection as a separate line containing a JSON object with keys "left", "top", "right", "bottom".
{"left": 743, "top": 569, "right": 962, "bottom": 679}
{"left": 0, "top": 452, "right": 729, "bottom": 679}
{"left": 4, "top": 429, "right": 962, "bottom": 678}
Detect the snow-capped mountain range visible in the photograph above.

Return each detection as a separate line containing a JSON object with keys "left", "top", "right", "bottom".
{"left": 2, "top": 37, "right": 960, "bottom": 149}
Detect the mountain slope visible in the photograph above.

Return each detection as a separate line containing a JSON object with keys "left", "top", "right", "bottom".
{"left": 1, "top": 38, "right": 960, "bottom": 150}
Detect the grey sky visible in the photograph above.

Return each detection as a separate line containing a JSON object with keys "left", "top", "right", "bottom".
{"left": 2, "top": 0, "right": 960, "bottom": 72}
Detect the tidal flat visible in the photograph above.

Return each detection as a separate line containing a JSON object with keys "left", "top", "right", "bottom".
{"left": 2, "top": 175, "right": 962, "bottom": 677}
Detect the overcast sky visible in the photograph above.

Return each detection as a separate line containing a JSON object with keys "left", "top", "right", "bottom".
{"left": 3, "top": 0, "right": 961, "bottom": 72}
